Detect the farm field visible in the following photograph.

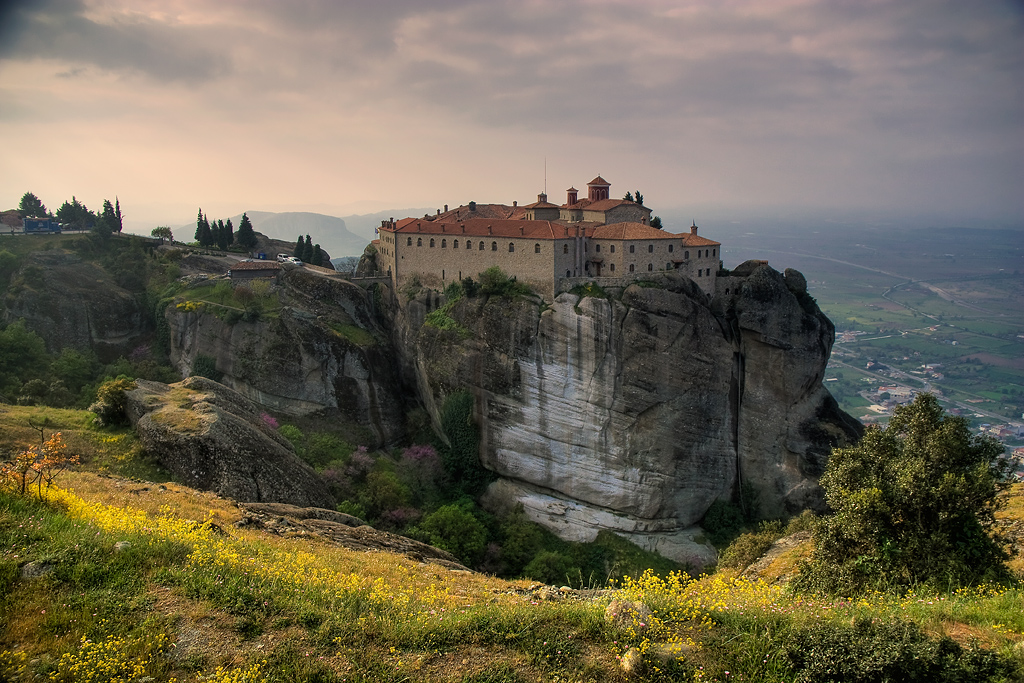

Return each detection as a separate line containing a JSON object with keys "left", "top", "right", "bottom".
{"left": 719, "top": 221, "right": 1024, "bottom": 435}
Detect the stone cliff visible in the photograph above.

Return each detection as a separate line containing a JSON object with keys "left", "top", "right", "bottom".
{"left": 166, "top": 269, "right": 408, "bottom": 446}
{"left": 4, "top": 251, "right": 148, "bottom": 358}
{"left": 125, "top": 376, "right": 335, "bottom": 508}
{"left": 389, "top": 263, "right": 861, "bottom": 565}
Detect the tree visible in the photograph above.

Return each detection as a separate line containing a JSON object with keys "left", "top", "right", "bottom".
{"left": 293, "top": 234, "right": 304, "bottom": 258}
{"left": 225, "top": 218, "right": 234, "bottom": 246}
{"left": 56, "top": 197, "right": 95, "bottom": 230}
{"left": 796, "top": 394, "right": 1016, "bottom": 594}
{"left": 194, "top": 209, "right": 213, "bottom": 247}
{"left": 215, "top": 219, "right": 229, "bottom": 250}
{"left": 418, "top": 503, "right": 488, "bottom": 566}
{"left": 303, "top": 235, "right": 313, "bottom": 263}
{"left": 650, "top": 216, "right": 662, "bottom": 230}
{"left": 151, "top": 226, "right": 173, "bottom": 242}
{"left": 18, "top": 192, "right": 47, "bottom": 218}
{"left": 633, "top": 191, "right": 643, "bottom": 206}
{"left": 623, "top": 191, "right": 634, "bottom": 202}
{"left": 113, "top": 197, "right": 123, "bottom": 232}
{"left": 235, "top": 213, "right": 258, "bottom": 249}
{"left": 311, "top": 244, "right": 324, "bottom": 267}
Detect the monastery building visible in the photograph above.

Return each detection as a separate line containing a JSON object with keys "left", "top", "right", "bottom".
{"left": 374, "top": 176, "right": 721, "bottom": 300}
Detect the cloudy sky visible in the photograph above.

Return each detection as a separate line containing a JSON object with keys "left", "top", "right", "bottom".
{"left": 1, "top": 0, "right": 1022, "bottom": 232}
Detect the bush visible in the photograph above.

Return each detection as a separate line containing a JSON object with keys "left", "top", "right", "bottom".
{"left": 719, "top": 520, "right": 784, "bottom": 570}
{"left": 190, "top": 354, "right": 221, "bottom": 382}
{"left": 784, "top": 618, "right": 1012, "bottom": 682}
{"left": 796, "top": 394, "right": 1015, "bottom": 594}
{"left": 88, "top": 377, "right": 137, "bottom": 425}
{"left": 523, "top": 551, "right": 574, "bottom": 585}
{"left": 418, "top": 504, "right": 488, "bottom": 566}
{"left": 478, "top": 266, "right": 531, "bottom": 298}
{"left": 439, "top": 391, "right": 490, "bottom": 494}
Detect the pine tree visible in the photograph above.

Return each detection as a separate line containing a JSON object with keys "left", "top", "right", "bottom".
{"left": 114, "top": 197, "right": 123, "bottom": 232}
{"left": 18, "top": 192, "right": 47, "bottom": 218}
{"left": 293, "top": 235, "right": 304, "bottom": 258}
{"left": 225, "top": 218, "right": 234, "bottom": 246}
{"left": 303, "top": 235, "right": 313, "bottom": 263}
{"left": 235, "top": 213, "right": 258, "bottom": 249}
{"left": 311, "top": 244, "right": 324, "bottom": 267}
{"left": 216, "top": 219, "right": 229, "bottom": 250}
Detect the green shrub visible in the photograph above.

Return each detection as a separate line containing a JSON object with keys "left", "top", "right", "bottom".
{"left": 719, "top": 520, "right": 784, "bottom": 570}
{"left": 88, "top": 377, "right": 137, "bottom": 425}
{"left": 439, "top": 391, "right": 490, "bottom": 494}
{"left": 478, "top": 266, "right": 531, "bottom": 298}
{"left": 418, "top": 503, "right": 488, "bottom": 566}
{"left": 190, "top": 354, "right": 221, "bottom": 382}
{"left": 702, "top": 499, "right": 745, "bottom": 548}
{"left": 796, "top": 394, "right": 1014, "bottom": 594}
{"left": 784, "top": 618, "right": 1012, "bottom": 682}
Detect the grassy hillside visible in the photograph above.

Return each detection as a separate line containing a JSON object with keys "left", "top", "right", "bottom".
{"left": 1, "top": 408, "right": 1023, "bottom": 682}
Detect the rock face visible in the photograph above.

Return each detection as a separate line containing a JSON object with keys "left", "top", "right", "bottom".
{"left": 4, "top": 252, "right": 147, "bottom": 357}
{"left": 125, "top": 376, "right": 335, "bottom": 508}
{"left": 393, "top": 264, "right": 861, "bottom": 565}
{"left": 166, "top": 270, "right": 408, "bottom": 445}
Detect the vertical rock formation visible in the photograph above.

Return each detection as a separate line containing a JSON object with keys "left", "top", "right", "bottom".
{"left": 391, "top": 264, "right": 860, "bottom": 565}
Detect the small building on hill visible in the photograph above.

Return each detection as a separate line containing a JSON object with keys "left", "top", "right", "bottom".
{"left": 23, "top": 217, "right": 61, "bottom": 233}
{"left": 229, "top": 260, "right": 281, "bottom": 283}
{"left": 375, "top": 175, "right": 721, "bottom": 300}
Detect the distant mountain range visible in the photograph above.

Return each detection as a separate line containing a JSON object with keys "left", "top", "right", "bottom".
{"left": 175, "top": 208, "right": 432, "bottom": 258}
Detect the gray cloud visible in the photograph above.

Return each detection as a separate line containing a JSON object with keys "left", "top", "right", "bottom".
{"left": 0, "top": 0, "right": 229, "bottom": 82}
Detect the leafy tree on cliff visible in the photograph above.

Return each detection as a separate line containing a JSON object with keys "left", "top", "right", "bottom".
{"left": 650, "top": 216, "right": 663, "bottom": 230}
{"left": 235, "top": 213, "right": 258, "bottom": 249}
{"left": 796, "top": 393, "right": 1016, "bottom": 594}
{"left": 151, "top": 226, "right": 173, "bottom": 242}
{"left": 56, "top": 197, "right": 95, "bottom": 229}
{"left": 18, "top": 192, "right": 47, "bottom": 218}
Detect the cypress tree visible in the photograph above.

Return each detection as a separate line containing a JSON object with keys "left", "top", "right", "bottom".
{"left": 311, "top": 244, "right": 324, "bottom": 267}
{"left": 293, "top": 235, "right": 304, "bottom": 258}
{"left": 216, "top": 219, "right": 229, "bottom": 250}
{"left": 303, "top": 235, "right": 313, "bottom": 263}
{"left": 225, "top": 218, "right": 234, "bottom": 246}
{"left": 114, "top": 197, "right": 123, "bottom": 232}
{"left": 235, "top": 213, "right": 258, "bottom": 249}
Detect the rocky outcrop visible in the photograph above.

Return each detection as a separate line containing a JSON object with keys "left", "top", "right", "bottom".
{"left": 4, "top": 251, "right": 147, "bottom": 357}
{"left": 392, "top": 264, "right": 861, "bottom": 566}
{"left": 166, "top": 270, "right": 408, "bottom": 445}
{"left": 124, "top": 376, "right": 335, "bottom": 508}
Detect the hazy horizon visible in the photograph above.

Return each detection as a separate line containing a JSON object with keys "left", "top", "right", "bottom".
{"left": 2, "top": 0, "right": 1022, "bottom": 232}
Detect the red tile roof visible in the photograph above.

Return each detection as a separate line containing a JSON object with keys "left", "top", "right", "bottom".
{"left": 385, "top": 218, "right": 721, "bottom": 245}
{"left": 588, "top": 176, "right": 610, "bottom": 186}
{"left": 583, "top": 198, "right": 635, "bottom": 211}
{"left": 591, "top": 222, "right": 679, "bottom": 240}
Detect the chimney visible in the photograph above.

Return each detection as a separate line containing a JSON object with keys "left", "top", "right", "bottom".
{"left": 513, "top": 200, "right": 517, "bottom": 207}
{"left": 436, "top": 209, "right": 440, "bottom": 215}
{"left": 487, "top": 225, "right": 492, "bottom": 235}
{"left": 469, "top": 201, "right": 477, "bottom": 212}
{"left": 444, "top": 204, "right": 448, "bottom": 212}
{"left": 567, "top": 187, "right": 578, "bottom": 205}
{"left": 538, "top": 192, "right": 547, "bottom": 203}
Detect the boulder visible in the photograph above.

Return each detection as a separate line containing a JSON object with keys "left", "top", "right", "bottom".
{"left": 124, "top": 376, "right": 335, "bottom": 508}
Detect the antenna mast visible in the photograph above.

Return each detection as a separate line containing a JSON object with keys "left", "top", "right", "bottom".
{"left": 544, "top": 157, "right": 547, "bottom": 195}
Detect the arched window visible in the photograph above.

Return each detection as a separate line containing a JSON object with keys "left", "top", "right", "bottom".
{"left": 629, "top": 245, "right": 635, "bottom": 254}
{"left": 610, "top": 263, "right": 615, "bottom": 273}
{"left": 417, "top": 237, "right": 422, "bottom": 246}
{"left": 566, "top": 269, "right": 571, "bottom": 277}
{"left": 508, "top": 243, "right": 514, "bottom": 252}
{"left": 584, "top": 262, "right": 589, "bottom": 271}
{"left": 668, "top": 244, "right": 674, "bottom": 253}
{"left": 595, "top": 244, "right": 601, "bottom": 253}
{"left": 648, "top": 263, "right": 653, "bottom": 271}
{"left": 685, "top": 250, "right": 689, "bottom": 259}
{"left": 706, "top": 249, "right": 710, "bottom": 258}
{"left": 648, "top": 244, "right": 653, "bottom": 253}
{"left": 491, "top": 242, "right": 497, "bottom": 251}
{"left": 479, "top": 241, "right": 484, "bottom": 250}
{"left": 407, "top": 237, "right": 412, "bottom": 246}
{"left": 629, "top": 264, "right": 635, "bottom": 273}
{"left": 712, "top": 249, "right": 716, "bottom": 257}
{"left": 610, "top": 245, "right": 615, "bottom": 253}
{"left": 535, "top": 243, "right": 540, "bottom": 253}
{"left": 441, "top": 239, "right": 446, "bottom": 248}
{"left": 454, "top": 239, "right": 459, "bottom": 249}
{"left": 667, "top": 262, "right": 672, "bottom": 270}
{"left": 563, "top": 244, "right": 569, "bottom": 254}
{"left": 429, "top": 238, "right": 434, "bottom": 247}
